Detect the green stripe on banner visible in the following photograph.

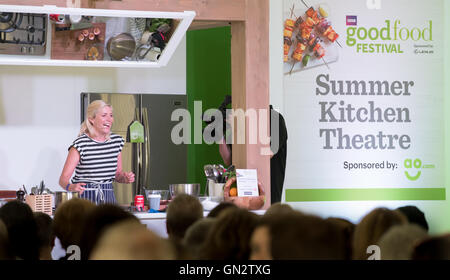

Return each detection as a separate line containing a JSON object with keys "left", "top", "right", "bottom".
{"left": 285, "top": 188, "right": 446, "bottom": 202}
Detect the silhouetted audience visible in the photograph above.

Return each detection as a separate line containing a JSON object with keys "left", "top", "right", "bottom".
{"left": 0, "top": 219, "right": 12, "bottom": 260}
{"left": 90, "top": 220, "right": 175, "bottom": 260}
{"left": 251, "top": 211, "right": 347, "bottom": 260}
{"left": 166, "top": 194, "right": 203, "bottom": 259}
{"left": 0, "top": 201, "right": 40, "bottom": 260}
{"left": 397, "top": 205, "right": 429, "bottom": 232}
{"left": 79, "top": 204, "right": 139, "bottom": 260}
{"left": 53, "top": 198, "right": 96, "bottom": 260}
{"left": 200, "top": 207, "right": 258, "bottom": 260}
{"left": 352, "top": 207, "right": 407, "bottom": 260}
{"left": 206, "top": 202, "right": 237, "bottom": 218}
{"left": 2, "top": 195, "right": 450, "bottom": 261}
{"left": 378, "top": 224, "right": 428, "bottom": 260}
{"left": 263, "top": 202, "right": 294, "bottom": 217}
{"left": 326, "top": 217, "right": 355, "bottom": 260}
{"left": 412, "top": 234, "right": 450, "bottom": 260}
{"left": 34, "top": 212, "right": 54, "bottom": 260}
{"left": 182, "top": 218, "right": 216, "bottom": 259}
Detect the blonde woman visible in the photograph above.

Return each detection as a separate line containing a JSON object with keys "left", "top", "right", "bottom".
{"left": 59, "top": 100, "right": 135, "bottom": 204}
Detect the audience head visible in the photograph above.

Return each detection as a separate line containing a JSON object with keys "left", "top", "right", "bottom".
{"left": 412, "top": 234, "right": 450, "bottom": 260}
{"left": 53, "top": 198, "right": 96, "bottom": 251}
{"left": 166, "top": 194, "right": 203, "bottom": 241}
{"left": 326, "top": 217, "right": 355, "bottom": 260}
{"left": 352, "top": 207, "right": 407, "bottom": 260}
{"left": 90, "top": 220, "right": 175, "bottom": 260}
{"left": 251, "top": 211, "right": 347, "bottom": 260}
{"left": 182, "top": 218, "right": 216, "bottom": 259}
{"left": 0, "top": 219, "right": 12, "bottom": 260}
{"left": 201, "top": 207, "right": 258, "bottom": 260}
{"left": 80, "top": 204, "right": 139, "bottom": 260}
{"left": 378, "top": 224, "right": 428, "bottom": 260}
{"left": 207, "top": 202, "right": 238, "bottom": 218}
{"left": 0, "top": 201, "right": 39, "bottom": 260}
{"left": 34, "top": 212, "right": 54, "bottom": 260}
{"left": 264, "top": 202, "right": 294, "bottom": 217}
{"left": 396, "top": 205, "right": 429, "bottom": 232}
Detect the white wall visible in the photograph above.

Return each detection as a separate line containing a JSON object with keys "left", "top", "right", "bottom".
{"left": 0, "top": 36, "right": 186, "bottom": 192}
{"left": 269, "top": 0, "right": 284, "bottom": 114}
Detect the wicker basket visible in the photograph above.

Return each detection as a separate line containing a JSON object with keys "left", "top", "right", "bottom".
{"left": 26, "top": 194, "right": 53, "bottom": 216}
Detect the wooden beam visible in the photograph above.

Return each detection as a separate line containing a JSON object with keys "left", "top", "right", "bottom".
{"left": 231, "top": 21, "right": 246, "bottom": 170}
{"left": 0, "top": 0, "right": 246, "bottom": 21}
{"left": 188, "top": 20, "right": 230, "bottom": 31}
{"left": 232, "top": 0, "right": 270, "bottom": 208}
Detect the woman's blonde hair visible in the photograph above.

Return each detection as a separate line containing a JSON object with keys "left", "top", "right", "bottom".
{"left": 79, "top": 100, "right": 113, "bottom": 139}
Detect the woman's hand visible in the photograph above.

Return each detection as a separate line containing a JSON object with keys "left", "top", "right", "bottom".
{"left": 67, "top": 183, "right": 86, "bottom": 195}
{"left": 116, "top": 172, "right": 135, "bottom": 184}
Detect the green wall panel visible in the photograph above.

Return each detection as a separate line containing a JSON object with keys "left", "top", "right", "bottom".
{"left": 186, "top": 26, "right": 231, "bottom": 194}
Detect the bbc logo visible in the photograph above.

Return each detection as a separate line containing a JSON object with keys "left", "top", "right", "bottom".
{"left": 366, "top": 0, "right": 381, "bottom": 10}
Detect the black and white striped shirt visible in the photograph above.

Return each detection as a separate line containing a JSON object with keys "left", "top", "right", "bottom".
{"left": 70, "top": 133, "right": 124, "bottom": 184}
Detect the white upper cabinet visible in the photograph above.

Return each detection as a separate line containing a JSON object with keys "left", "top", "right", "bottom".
{"left": 0, "top": 4, "right": 195, "bottom": 67}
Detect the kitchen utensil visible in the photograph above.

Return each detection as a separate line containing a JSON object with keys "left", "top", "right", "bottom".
{"left": 169, "top": 184, "right": 201, "bottom": 198}
{"left": 39, "top": 180, "right": 45, "bottom": 195}
{"left": 54, "top": 191, "right": 80, "bottom": 209}
{"left": 31, "top": 187, "right": 37, "bottom": 195}
{"left": 204, "top": 165, "right": 215, "bottom": 178}
{"left": 106, "top": 33, "right": 136, "bottom": 61}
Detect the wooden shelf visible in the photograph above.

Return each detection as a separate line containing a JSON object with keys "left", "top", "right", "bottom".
{"left": 0, "top": 4, "right": 195, "bottom": 68}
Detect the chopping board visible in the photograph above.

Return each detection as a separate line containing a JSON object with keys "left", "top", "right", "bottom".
{"left": 51, "top": 22, "right": 106, "bottom": 60}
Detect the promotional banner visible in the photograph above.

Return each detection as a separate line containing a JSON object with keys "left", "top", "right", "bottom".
{"left": 282, "top": 0, "right": 445, "bottom": 218}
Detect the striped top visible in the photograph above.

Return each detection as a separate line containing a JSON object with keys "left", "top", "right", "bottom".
{"left": 70, "top": 133, "right": 124, "bottom": 184}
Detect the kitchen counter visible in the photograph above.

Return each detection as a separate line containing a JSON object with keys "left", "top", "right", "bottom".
{"left": 133, "top": 210, "right": 266, "bottom": 238}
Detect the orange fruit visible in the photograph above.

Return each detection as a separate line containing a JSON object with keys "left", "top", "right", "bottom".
{"left": 229, "top": 187, "right": 237, "bottom": 197}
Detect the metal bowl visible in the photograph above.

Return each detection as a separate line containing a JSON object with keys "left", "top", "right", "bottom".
{"left": 169, "top": 184, "right": 201, "bottom": 198}
{"left": 106, "top": 33, "right": 136, "bottom": 61}
{"left": 54, "top": 191, "right": 79, "bottom": 209}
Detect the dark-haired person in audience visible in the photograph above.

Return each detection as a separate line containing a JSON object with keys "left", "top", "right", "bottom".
{"left": 206, "top": 201, "right": 237, "bottom": 218}
{"left": 182, "top": 218, "right": 216, "bottom": 259}
{"left": 34, "top": 212, "right": 54, "bottom": 260}
{"left": 378, "top": 224, "right": 428, "bottom": 260}
{"left": 263, "top": 202, "right": 294, "bottom": 217}
{"left": 0, "top": 201, "right": 40, "bottom": 260}
{"left": 250, "top": 212, "right": 346, "bottom": 260}
{"left": 53, "top": 198, "right": 96, "bottom": 260}
{"left": 0, "top": 219, "right": 12, "bottom": 260}
{"left": 412, "top": 233, "right": 450, "bottom": 260}
{"left": 396, "top": 205, "right": 429, "bottom": 232}
{"left": 166, "top": 194, "right": 204, "bottom": 259}
{"left": 352, "top": 207, "right": 407, "bottom": 260}
{"left": 79, "top": 204, "right": 139, "bottom": 260}
{"left": 326, "top": 217, "right": 355, "bottom": 260}
{"left": 201, "top": 207, "right": 258, "bottom": 260}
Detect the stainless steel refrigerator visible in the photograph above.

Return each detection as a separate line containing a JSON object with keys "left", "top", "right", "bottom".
{"left": 81, "top": 92, "right": 187, "bottom": 205}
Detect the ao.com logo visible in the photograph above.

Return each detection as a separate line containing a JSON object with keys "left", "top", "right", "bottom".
{"left": 345, "top": 16, "right": 433, "bottom": 54}
{"left": 404, "top": 158, "right": 435, "bottom": 181}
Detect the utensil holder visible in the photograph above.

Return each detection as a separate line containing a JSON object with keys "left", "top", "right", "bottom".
{"left": 26, "top": 194, "right": 53, "bottom": 216}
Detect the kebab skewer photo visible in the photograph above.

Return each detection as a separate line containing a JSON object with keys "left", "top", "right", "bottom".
{"left": 283, "top": 4, "right": 296, "bottom": 62}
{"left": 300, "top": 0, "right": 342, "bottom": 48}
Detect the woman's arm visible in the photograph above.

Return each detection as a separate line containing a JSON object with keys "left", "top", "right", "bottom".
{"left": 115, "top": 151, "right": 135, "bottom": 184}
{"left": 59, "top": 147, "right": 86, "bottom": 194}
